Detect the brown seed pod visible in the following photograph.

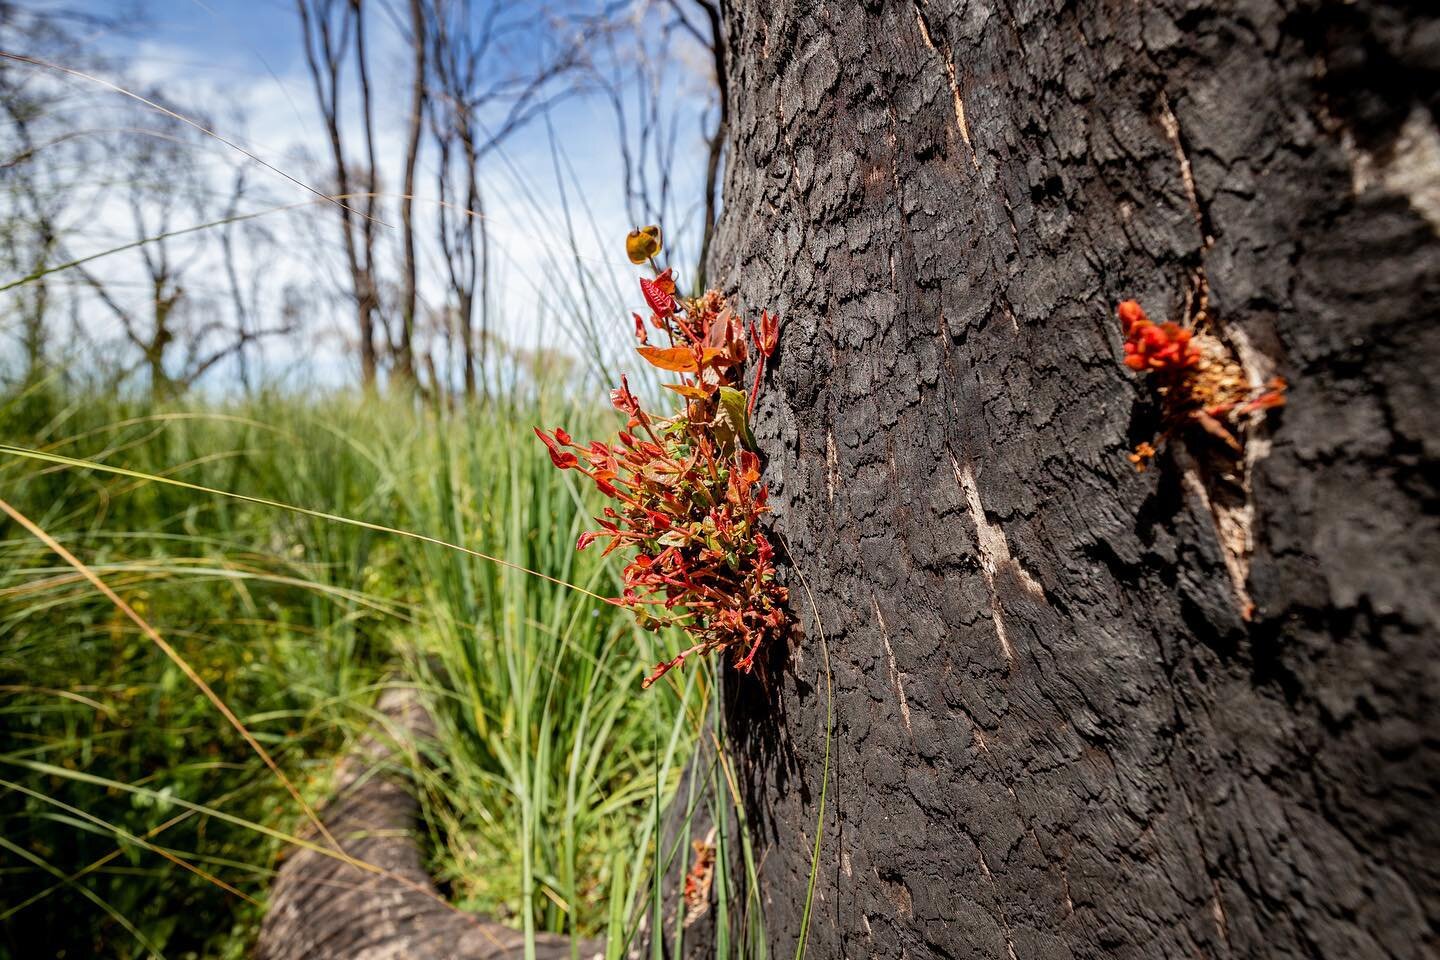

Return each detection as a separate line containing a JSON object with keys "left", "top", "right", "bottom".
{"left": 625, "top": 224, "right": 662, "bottom": 264}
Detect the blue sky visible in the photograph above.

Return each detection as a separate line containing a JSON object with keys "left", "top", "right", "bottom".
{"left": 65, "top": 0, "right": 671, "bottom": 205}
{"left": 87, "top": 0, "right": 302, "bottom": 65}
{"left": 27, "top": 0, "right": 716, "bottom": 388}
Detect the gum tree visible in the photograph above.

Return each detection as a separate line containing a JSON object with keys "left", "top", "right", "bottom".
{"left": 705, "top": 1, "right": 1439, "bottom": 957}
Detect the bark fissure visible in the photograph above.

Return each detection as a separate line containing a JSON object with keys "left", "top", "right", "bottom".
{"left": 951, "top": 455, "right": 1047, "bottom": 666}
{"left": 872, "top": 592, "right": 914, "bottom": 734}
{"left": 911, "top": 0, "right": 979, "bottom": 171}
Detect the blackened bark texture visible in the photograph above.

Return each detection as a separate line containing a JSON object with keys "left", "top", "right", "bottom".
{"left": 711, "top": 1, "right": 1439, "bottom": 958}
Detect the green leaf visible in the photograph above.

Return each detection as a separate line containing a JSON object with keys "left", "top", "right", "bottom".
{"left": 715, "top": 387, "right": 755, "bottom": 451}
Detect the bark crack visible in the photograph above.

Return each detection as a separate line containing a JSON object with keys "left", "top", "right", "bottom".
{"left": 912, "top": 0, "right": 981, "bottom": 172}
{"left": 872, "top": 593, "right": 913, "bottom": 734}
{"left": 1158, "top": 92, "right": 1214, "bottom": 248}
{"left": 952, "top": 456, "right": 1047, "bottom": 665}
{"left": 1158, "top": 94, "right": 1281, "bottom": 620}
{"left": 825, "top": 428, "right": 838, "bottom": 503}
{"left": 975, "top": 847, "right": 1020, "bottom": 960}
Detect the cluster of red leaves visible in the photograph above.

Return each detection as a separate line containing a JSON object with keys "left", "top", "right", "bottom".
{"left": 1117, "top": 300, "right": 1286, "bottom": 469}
{"left": 536, "top": 263, "right": 789, "bottom": 688}
{"left": 682, "top": 838, "right": 717, "bottom": 926}
{"left": 1119, "top": 299, "right": 1199, "bottom": 374}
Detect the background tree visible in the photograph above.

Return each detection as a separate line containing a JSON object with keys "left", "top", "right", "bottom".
{"left": 577, "top": 0, "right": 726, "bottom": 295}
{"left": 217, "top": 165, "right": 296, "bottom": 393}
{"left": 662, "top": 0, "right": 726, "bottom": 288}
{"left": 0, "top": 56, "right": 65, "bottom": 382}
{"left": 424, "top": 0, "right": 591, "bottom": 400}
{"left": 296, "top": 0, "right": 385, "bottom": 390}
{"left": 0, "top": 0, "right": 107, "bottom": 385}
{"left": 73, "top": 102, "right": 294, "bottom": 396}
{"left": 701, "top": 1, "right": 1440, "bottom": 957}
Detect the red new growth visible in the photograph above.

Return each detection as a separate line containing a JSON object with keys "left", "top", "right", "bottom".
{"left": 747, "top": 310, "right": 780, "bottom": 415}
{"left": 640, "top": 268, "right": 677, "bottom": 318}
{"left": 535, "top": 427, "right": 579, "bottom": 470}
{"left": 610, "top": 374, "right": 641, "bottom": 417}
{"left": 682, "top": 838, "right": 716, "bottom": 925}
{"left": 1119, "top": 299, "right": 1199, "bottom": 374}
{"left": 1115, "top": 300, "right": 1286, "bottom": 469}
{"left": 536, "top": 230, "right": 791, "bottom": 689}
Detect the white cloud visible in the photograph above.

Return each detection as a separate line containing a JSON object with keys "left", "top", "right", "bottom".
{"left": 5, "top": 3, "right": 715, "bottom": 393}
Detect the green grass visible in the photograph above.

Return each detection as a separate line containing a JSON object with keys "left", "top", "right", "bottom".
{"left": 0, "top": 39, "right": 780, "bottom": 952}
{"left": 0, "top": 377, "right": 717, "bottom": 958}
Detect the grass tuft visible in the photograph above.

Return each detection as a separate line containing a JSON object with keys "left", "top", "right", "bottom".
{"left": 0, "top": 382, "right": 701, "bottom": 958}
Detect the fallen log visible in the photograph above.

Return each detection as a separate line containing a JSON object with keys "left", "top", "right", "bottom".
{"left": 256, "top": 688, "right": 600, "bottom": 960}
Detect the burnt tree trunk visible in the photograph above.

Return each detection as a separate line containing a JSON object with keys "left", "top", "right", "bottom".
{"left": 710, "top": 1, "right": 1439, "bottom": 958}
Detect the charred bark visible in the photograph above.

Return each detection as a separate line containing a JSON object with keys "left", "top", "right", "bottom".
{"left": 710, "top": 1, "right": 1440, "bottom": 958}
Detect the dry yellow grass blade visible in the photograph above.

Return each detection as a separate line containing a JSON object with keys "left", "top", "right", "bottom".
{"left": 0, "top": 494, "right": 344, "bottom": 855}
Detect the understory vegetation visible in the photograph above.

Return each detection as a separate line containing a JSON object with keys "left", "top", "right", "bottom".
{"left": 0, "top": 379, "right": 719, "bottom": 958}
{"left": 0, "top": 3, "right": 770, "bottom": 954}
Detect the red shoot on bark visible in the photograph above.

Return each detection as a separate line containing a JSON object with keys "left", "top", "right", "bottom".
{"left": 536, "top": 229, "right": 791, "bottom": 688}
{"left": 1121, "top": 309, "right": 1199, "bottom": 374}
{"left": 1116, "top": 299, "right": 1286, "bottom": 469}
{"left": 746, "top": 311, "right": 781, "bottom": 415}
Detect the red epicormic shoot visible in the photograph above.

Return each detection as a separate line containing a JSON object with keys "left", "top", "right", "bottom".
{"left": 1116, "top": 299, "right": 1286, "bottom": 469}
{"left": 536, "top": 231, "right": 790, "bottom": 689}
{"left": 682, "top": 837, "right": 717, "bottom": 925}
{"left": 1119, "top": 299, "right": 1200, "bottom": 375}
{"left": 747, "top": 311, "right": 780, "bottom": 416}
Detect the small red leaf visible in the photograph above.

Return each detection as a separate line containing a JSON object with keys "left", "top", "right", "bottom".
{"left": 641, "top": 276, "right": 675, "bottom": 317}
{"left": 638, "top": 345, "right": 699, "bottom": 372}
{"left": 534, "top": 427, "right": 578, "bottom": 470}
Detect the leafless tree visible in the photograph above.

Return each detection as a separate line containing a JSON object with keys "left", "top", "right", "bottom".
{"left": 218, "top": 165, "right": 292, "bottom": 393}
{"left": 296, "top": 0, "right": 384, "bottom": 390}
{"left": 0, "top": 68, "right": 64, "bottom": 380}
{"left": 396, "top": 0, "right": 427, "bottom": 390}
{"left": 665, "top": 0, "right": 725, "bottom": 288}
{"left": 423, "top": 0, "right": 592, "bottom": 400}
{"left": 585, "top": 0, "right": 723, "bottom": 288}
{"left": 0, "top": 0, "right": 109, "bottom": 382}
{"left": 74, "top": 105, "right": 294, "bottom": 395}
{"left": 425, "top": 0, "right": 489, "bottom": 400}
